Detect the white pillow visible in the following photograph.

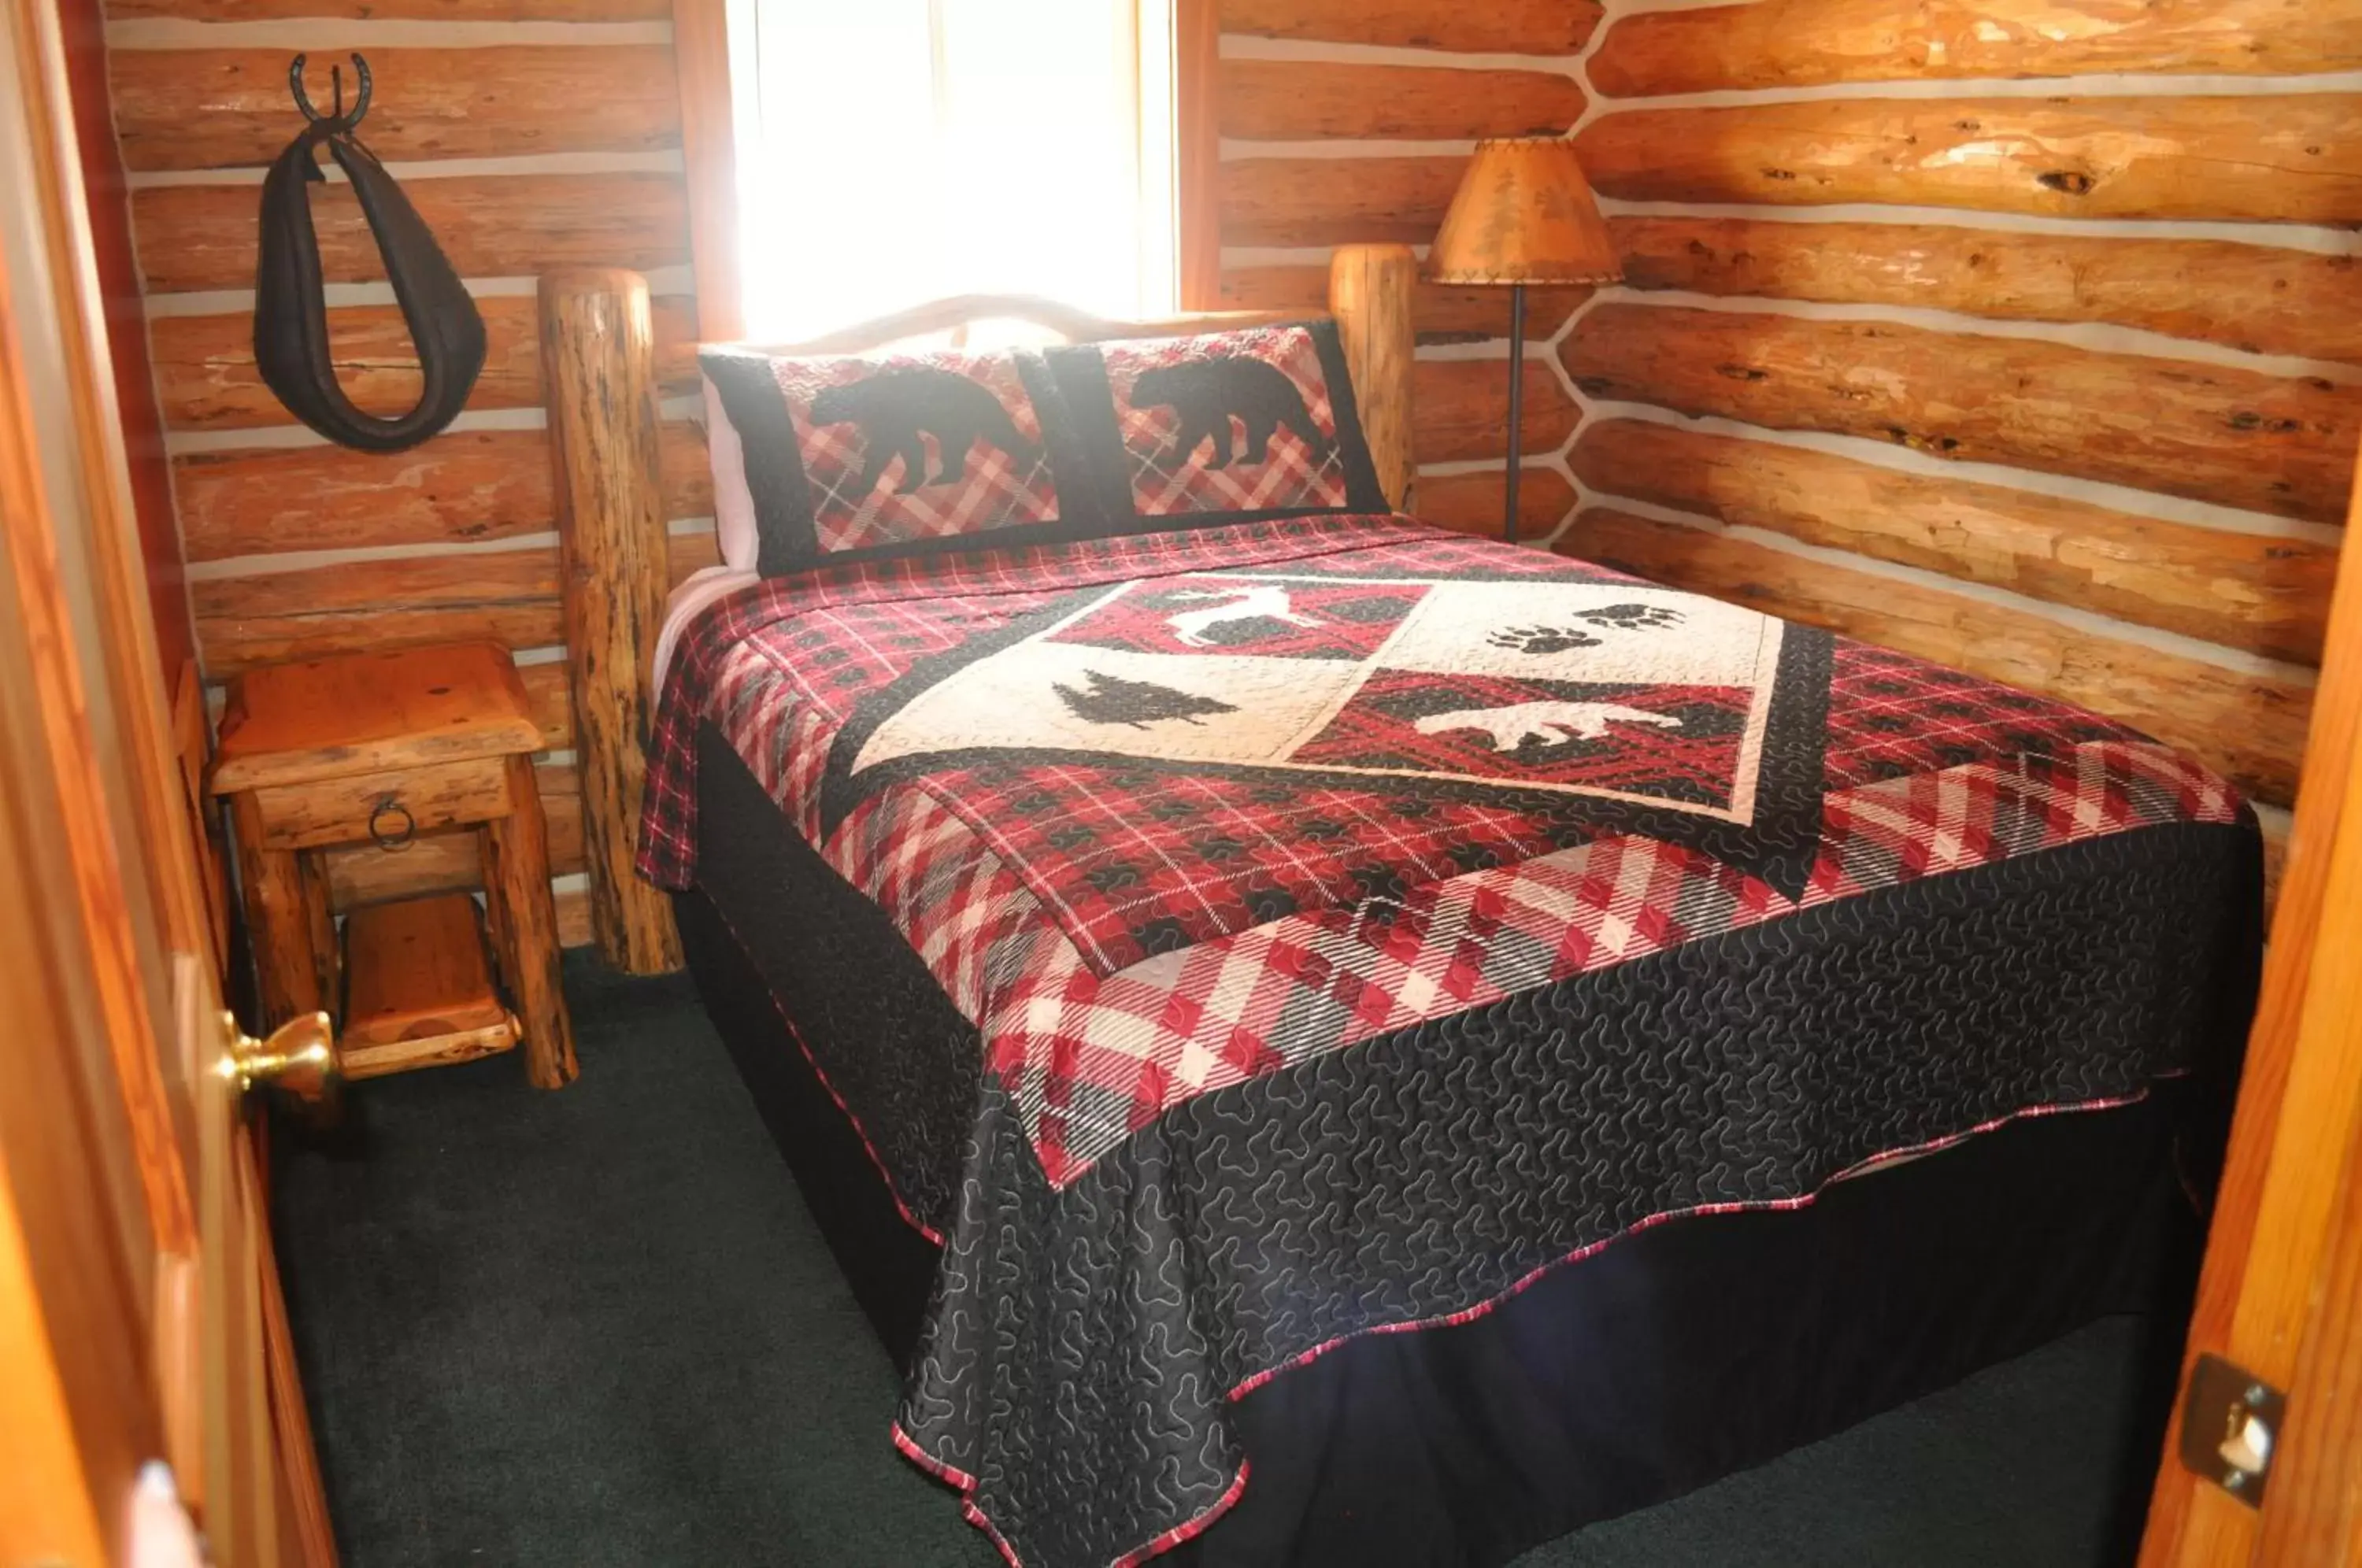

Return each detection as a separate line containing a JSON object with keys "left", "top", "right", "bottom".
{"left": 703, "top": 375, "right": 760, "bottom": 572}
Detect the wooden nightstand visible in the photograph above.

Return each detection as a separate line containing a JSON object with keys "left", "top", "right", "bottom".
{"left": 209, "top": 642, "right": 579, "bottom": 1088}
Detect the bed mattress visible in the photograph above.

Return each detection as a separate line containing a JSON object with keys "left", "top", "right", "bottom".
{"left": 642, "top": 513, "right": 2262, "bottom": 1568}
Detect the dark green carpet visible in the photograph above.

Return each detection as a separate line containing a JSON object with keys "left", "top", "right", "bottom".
{"left": 276, "top": 959, "right": 2165, "bottom": 1567}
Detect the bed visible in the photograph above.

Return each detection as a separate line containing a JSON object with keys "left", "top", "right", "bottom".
{"left": 542, "top": 248, "right": 2263, "bottom": 1568}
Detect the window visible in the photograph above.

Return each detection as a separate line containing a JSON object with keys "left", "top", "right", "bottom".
{"left": 725, "top": 0, "right": 1179, "bottom": 342}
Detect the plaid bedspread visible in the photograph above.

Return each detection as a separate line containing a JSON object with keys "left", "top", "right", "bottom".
{"left": 640, "top": 513, "right": 2260, "bottom": 1566}
{"left": 643, "top": 514, "right": 2239, "bottom": 1185}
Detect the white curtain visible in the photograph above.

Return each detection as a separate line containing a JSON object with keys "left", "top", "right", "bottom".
{"left": 727, "top": 0, "right": 1178, "bottom": 342}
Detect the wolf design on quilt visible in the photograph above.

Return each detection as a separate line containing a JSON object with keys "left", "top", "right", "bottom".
{"left": 846, "top": 572, "right": 1787, "bottom": 823}
{"left": 791, "top": 552, "right": 1848, "bottom": 984}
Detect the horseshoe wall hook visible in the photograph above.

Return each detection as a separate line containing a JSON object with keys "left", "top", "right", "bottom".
{"left": 287, "top": 51, "right": 372, "bottom": 130}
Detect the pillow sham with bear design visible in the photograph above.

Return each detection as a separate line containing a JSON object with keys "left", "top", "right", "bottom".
{"left": 1045, "top": 319, "right": 1388, "bottom": 528}
{"left": 698, "top": 343, "right": 1104, "bottom": 575}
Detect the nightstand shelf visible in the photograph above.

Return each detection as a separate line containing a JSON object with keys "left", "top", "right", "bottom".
{"left": 342, "top": 893, "right": 521, "bottom": 1079}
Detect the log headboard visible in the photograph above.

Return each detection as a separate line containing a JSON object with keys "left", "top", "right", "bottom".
{"left": 535, "top": 243, "right": 1419, "bottom": 975}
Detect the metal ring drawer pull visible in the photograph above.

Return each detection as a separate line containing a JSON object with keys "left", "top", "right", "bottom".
{"left": 368, "top": 795, "right": 416, "bottom": 852}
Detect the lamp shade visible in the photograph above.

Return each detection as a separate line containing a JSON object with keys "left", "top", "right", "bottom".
{"left": 1425, "top": 138, "right": 1622, "bottom": 287}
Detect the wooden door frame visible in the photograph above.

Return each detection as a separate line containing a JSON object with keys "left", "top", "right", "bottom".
{"left": 4, "top": 0, "right": 220, "bottom": 1487}
{"left": 0, "top": 209, "right": 161, "bottom": 1568}
{"left": 4, "top": 2, "right": 335, "bottom": 1562}
{"left": 3, "top": 0, "right": 202, "bottom": 1286}
{"left": 7, "top": 0, "right": 209, "bottom": 975}
{"left": 0, "top": 10, "right": 175, "bottom": 1555}
{"left": 2140, "top": 403, "right": 2362, "bottom": 1563}
{"left": 2257, "top": 1050, "right": 2362, "bottom": 1560}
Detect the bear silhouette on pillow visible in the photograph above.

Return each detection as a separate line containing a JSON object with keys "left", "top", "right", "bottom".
{"left": 1130, "top": 355, "right": 1330, "bottom": 471}
{"left": 810, "top": 367, "right": 1033, "bottom": 496}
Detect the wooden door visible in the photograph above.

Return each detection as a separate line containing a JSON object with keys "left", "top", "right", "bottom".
{"left": 2138, "top": 417, "right": 2362, "bottom": 1559}
{"left": 0, "top": 1, "right": 333, "bottom": 1562}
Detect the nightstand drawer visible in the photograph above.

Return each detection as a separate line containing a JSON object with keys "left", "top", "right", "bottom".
{"left": 247, "top": 756, "right": 513, "bottom": 850}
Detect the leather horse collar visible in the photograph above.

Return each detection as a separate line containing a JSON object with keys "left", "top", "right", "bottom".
{"left": 254, "top": 61, "right": 485, "bottom": 452}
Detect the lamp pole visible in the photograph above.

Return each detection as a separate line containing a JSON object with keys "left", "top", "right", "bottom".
{"left": 1503, "top": 282, "right": 1526, "bottom": 546}
{"left": 1424, "top": 138, "right": 1618, "bottom": 545}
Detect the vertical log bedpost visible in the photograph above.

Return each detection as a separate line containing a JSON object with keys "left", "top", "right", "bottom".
{"left": 538, "top": 268, "right": 685, "bottom": 975}
{"left": 1327, "top": 243, "right": 1418, "bottom": 514}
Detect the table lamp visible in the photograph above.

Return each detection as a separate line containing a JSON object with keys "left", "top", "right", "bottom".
{"left": 1425, "top": 138, "right": 1623, "bottom": 544}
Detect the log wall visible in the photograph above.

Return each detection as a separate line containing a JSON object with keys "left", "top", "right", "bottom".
{"left": 1482, "top": 0, "right": 2362, "bottom": 888}
{"left": 100, "top": 0, "right": 708, "bottom": 945}
{"left": 1223, "top": 0, "right": 2353, "bottom": 867}
{"left": 1213, "top": 0, "right": 1599, "bottom": 538}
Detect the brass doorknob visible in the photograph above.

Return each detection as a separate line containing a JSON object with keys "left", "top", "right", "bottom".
{"left": 219, "top": 1011, "right": 339, "bottom": 1104}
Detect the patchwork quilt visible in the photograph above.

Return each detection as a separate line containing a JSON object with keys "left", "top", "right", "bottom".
{"left": 640, "top": 512, "right": 2261, "bottom": 1568}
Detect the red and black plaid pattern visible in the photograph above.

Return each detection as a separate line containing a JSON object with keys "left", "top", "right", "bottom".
{"left": 760, "top": 592, "right": 1072, "bottom": 712}
{"left": 823, "top": 788, "right": 1064, "bottom": 1024}
{"left": 1105, "top": 327, "right": 1349, "bottom": 516}
{"left": 639, "top": 515, "right": 1447, "bottom": 889}
{"left": 1821, "top": 642, "right": 2142, "bottom": 788}
{"left": 970, "top": 738, "right": 2240, "bottom": 1184}
{"left": 639, "top": 515, "right": 2248, "bottom": 1185}
{"left": 1806, "top": 740, "right": 2228, "bottom": 891}
{"left": 769, "top": 349, "right": 1061, "bottom": 554}
{"left": 891, "top": 759, "right": 1574, "bottom": 971}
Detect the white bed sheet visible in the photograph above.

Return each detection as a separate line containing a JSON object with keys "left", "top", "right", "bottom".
{"left": 652, "top": 563, "right": 760, "bottom": 693}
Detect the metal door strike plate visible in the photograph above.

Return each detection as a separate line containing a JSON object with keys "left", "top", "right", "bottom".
{"left": 2177, "top": 1352, "right": 2285, "bottom": 1507}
